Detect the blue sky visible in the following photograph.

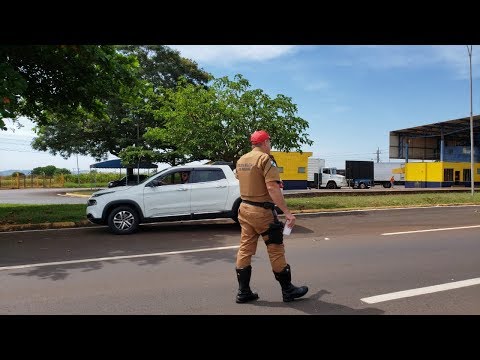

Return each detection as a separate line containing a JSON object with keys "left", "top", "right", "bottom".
{"left": 1, "top": 45, "right": 479, "bottom": 171}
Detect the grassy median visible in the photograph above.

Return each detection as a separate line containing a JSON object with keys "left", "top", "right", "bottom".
{"left": 1, "top": 193, "right": 480, "bottom": 226}
{"left": 286, "top": 192, "right": 480, "bottom": 210}
{"left": 0, "top": 204, "right": 87, "bottom": 225}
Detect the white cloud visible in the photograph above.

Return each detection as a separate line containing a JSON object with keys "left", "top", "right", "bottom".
{"left": 340, "top": 45, "right": 435, "bottom": 69}
{"left": 331, "top": 105, "right": 350, "bottom": 113}
{"left": 2, "top": 117, "right": 36, "bottom": 139}
{"left": 169, "top": 45, "right": 298, "bottom": 66}
{"left": 338, "top": 45, "right": 480, "bottom": 79}
{"left": 304, "top": 81, "right": 329, "bottom": 92}
{"left": 431, "top": 45, "right": 480, "bottom": 79}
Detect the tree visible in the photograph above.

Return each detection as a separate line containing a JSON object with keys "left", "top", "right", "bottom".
{"left": 31, "top": 165, "right": 57, "bottom": 176}
{"left": 1, "top": 45, "right": 138, "bottom": 131}
{"left": 144, "top": 74, "right": 313, "bottom": 165}
{"left": 116, "top": 45, "right": 211, "bottom": 89}
{"left": 11, "top": 172, "right": 25, "bottom": 177}
{"left": 54, "top": 168, "right": 71, "bottom": 175}
{"left": 30, "top": 46, "right": 211, "bottom": 165}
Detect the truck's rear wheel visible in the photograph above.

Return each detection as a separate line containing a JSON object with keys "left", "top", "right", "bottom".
{"left": 359, "top": 183, "right": 367, "bottom": 189}
{"left": 383, "top": 182, "right": 391, "bottom": 188}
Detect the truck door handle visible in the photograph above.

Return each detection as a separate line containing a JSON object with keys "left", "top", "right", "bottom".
{"left": 216, "top": 185, "right": 227, "bottom": 188}
{"left": 177, "top": 188, "right": 188, "bottom": 191}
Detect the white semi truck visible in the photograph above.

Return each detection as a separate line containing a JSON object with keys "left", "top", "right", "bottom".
{"left": 307, "top": 157, "right": 348, "bottom": 189}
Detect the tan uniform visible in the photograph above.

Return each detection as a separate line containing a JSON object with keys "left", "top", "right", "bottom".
{"left": 235, "top": 147, "right": 287, "bottom": 273}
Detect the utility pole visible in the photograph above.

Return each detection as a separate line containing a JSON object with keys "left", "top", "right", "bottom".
{"left": 76, "top": 154, "right": 80, "bottom": 186}
{"left": 467, "top": 45, "right": 475, "bottom": 196}
{"left": 376, "top": 147, "right": 380, "bottom": 163}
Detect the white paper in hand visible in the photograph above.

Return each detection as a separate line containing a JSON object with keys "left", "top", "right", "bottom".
{"left": 283, "top": 221, "right": 293, "bottom": 235}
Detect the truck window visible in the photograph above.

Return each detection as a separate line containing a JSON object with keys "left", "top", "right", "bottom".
{"left": 322, "top": 168, "right": 330, "bottom": 175}
{"left": 298, "top": 167, "right": 306, "bottom": 173}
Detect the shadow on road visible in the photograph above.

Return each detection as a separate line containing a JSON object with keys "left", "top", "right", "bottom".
{"left": 4, "top": 221, "right": 316, "bottom": 280}
{"left": 250, "top": 289, "right": 384, "bottom": 315}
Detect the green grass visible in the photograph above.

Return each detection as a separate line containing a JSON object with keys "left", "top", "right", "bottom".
{"left": 0, "top": 204, "right": 87, "bottom": 225}
{"left": 286, "top": 193, "right": 480, "bottom": 210}
{"left": 1, "top": 193, "right": 480, "bottom": 226}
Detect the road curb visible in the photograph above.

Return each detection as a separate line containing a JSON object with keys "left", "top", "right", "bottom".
{"left": 64, "top": 193, "right": 91, "bottom": 198}
{"left": 0, "top": 220, "right": 94, "bottom": 232}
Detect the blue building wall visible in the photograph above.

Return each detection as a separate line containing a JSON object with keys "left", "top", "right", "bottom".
{"left": 443, "top": 146, "right": 480, "bottom": 162}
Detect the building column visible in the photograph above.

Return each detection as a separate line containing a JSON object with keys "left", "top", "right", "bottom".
{"left": 440, "top": 129, "right": 444, "bottom": 162}
{"left": 405, "top": 139, "right": 409, "bottom": 163}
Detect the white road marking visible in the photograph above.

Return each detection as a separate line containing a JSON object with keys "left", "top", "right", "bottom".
{"left": 382, "top": 224, "right": 480, "bottom": 236}
{"left": 0, "top": 245, "right": 240, "bottom": 272}
{"left": 361, "top": 277, "right": 480, "bottom": 304}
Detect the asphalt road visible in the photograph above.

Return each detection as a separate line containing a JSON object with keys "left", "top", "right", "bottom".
{"left": 0, "top": 188, "right": 90, "bottom": 204}
{"left": 1, "top": 205, "right": 479, "bottom": 314}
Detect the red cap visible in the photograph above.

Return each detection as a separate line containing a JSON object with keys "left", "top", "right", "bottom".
{"left": 250, "top": 130, "right": 270, "bottom": 145}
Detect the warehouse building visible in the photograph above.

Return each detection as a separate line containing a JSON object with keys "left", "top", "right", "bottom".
{"left": 390, "top": 115, "right": 480, "bottom": 187}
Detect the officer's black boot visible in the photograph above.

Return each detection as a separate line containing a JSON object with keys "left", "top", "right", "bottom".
{"left": 274, "top": 264, "right": 309, "bottom": 302}
{"left": 235, "top": 265, "right": 259, "bottom": 304}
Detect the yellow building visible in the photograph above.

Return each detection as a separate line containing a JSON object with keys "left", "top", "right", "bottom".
{"left": 390, "top": 116, "right": 480, "bottom": 188}
{"left": 270, "top": 151, "right": 312, "bottom": 190}
{"left": 405, "top": 161, "right": 480, "bottom": 187}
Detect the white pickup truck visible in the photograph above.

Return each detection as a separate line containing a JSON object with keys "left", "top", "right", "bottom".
{"left": 86, "top": 165, "right": 243, "bottom": 234}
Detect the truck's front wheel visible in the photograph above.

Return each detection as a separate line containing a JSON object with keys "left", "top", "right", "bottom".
{"left": 326, "top": 181, "right": 336, "bottom": 189}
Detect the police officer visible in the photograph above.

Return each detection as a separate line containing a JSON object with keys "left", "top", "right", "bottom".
{"left": 234, "top": 130, "right": 309, "bottom": 303}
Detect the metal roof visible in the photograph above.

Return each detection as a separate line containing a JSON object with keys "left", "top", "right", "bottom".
{"left": 391, "top": 115, "right": 480, "bottom": 140}
{"left": 90, "top": 159, "right": 158, "bottom": 169}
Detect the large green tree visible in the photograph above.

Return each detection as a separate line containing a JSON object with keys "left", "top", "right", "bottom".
{"left": 144, "top": 74, "right": 313, "bottom": 165}
{"left": 31, "top": 165, "right": 58, "bottom": 176}
{"left": 1, "top": 45, "right": 138, "bottom": 131}
{"left": 31, "top": 46, "right": 211, "bottom": 164}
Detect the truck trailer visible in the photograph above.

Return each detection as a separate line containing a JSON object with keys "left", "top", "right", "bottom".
{"left": 374, "top": 162, "right": 405, "bottom": 188}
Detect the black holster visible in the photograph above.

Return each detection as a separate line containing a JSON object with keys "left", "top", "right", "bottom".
{"left": 262, "top": 218, "right": 284, "bottom": 245}
{"left": 242, "top": 200, "right": 284, "bottom": 245}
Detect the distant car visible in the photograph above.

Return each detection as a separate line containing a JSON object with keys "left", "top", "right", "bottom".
{"left": 107, "top": 174, "right": 149, "bottom": 188}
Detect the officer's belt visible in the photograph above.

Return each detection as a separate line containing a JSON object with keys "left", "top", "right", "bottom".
{"left": 241, "top": 200, "right": 280, "bottom": 224}
{"left": 241, "top": 200, "right": 275, "bottom": 209}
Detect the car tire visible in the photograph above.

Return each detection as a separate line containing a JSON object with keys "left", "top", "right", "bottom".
{"left": 107, "top": 206, "right": 140, "bottom": 235}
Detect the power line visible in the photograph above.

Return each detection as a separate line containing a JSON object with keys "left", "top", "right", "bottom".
{"left": 0, "top": 148, "right": 46, "bottom": 154}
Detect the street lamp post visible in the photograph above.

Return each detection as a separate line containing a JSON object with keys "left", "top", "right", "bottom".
{"left": 467, "top": 45, "right": 475, "bottom": 195}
